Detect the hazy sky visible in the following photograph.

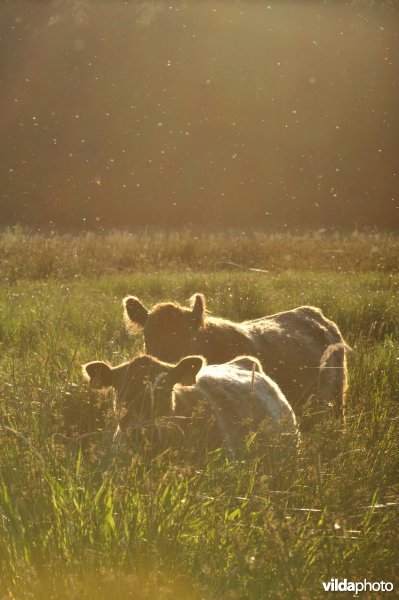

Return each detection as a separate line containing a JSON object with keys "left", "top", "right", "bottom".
{"left": 1, "top": 0, "right": 398, "bottom": 230}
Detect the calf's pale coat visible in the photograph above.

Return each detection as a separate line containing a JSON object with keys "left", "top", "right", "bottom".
{"left": 82, "top": 354, "right": 298, "bottom": 451}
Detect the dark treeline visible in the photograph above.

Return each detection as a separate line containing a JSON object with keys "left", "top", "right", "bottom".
{"left": 0, "top": 0, "right": 398, "bottom": 231}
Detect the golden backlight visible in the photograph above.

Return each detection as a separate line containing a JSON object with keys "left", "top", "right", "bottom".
{"left": 0, "top": 0, "right": 398, "bottom": 230}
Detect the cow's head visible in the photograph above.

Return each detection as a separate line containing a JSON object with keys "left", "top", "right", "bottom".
{"left": 123, "top": 293, "right": 206, "bottom": 362}
{"left": 82, "top": 354, "right": 204, "bottom": 425}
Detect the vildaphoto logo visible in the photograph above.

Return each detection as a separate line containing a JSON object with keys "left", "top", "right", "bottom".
{"left": 322, "top": 579, "right": 394, "bottom": 593}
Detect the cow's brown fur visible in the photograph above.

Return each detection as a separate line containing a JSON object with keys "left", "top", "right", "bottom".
{"left": 123, "top": 294, "right": 348, "bottom": 417}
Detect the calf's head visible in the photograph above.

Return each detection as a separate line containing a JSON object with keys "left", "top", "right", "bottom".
{"left": 82, "top": 354, "right": 204, "bottom": 425}
{"left": 123, "top": 293, "right": 206, "bottom": 362}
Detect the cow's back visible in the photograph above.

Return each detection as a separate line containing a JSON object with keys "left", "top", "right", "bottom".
{"left": 243, "top": 306, "right": 346, "bottom": 413}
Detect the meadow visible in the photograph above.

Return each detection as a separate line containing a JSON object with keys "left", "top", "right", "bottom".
{"left": 0, "top": 229, "right": 398, "bottom": 599}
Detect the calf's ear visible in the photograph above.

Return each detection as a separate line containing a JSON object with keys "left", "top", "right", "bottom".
{"left": 190, "top": 293, "right": 206, "bottom": 328}
{"left": 82, "top": 361, "right": 113, "bottom": 389}
{"left": 168, "top": 356, "right": 205, "bottom": 386}
{"left": 123, "top": 296, "right": 149, "bottom": 333}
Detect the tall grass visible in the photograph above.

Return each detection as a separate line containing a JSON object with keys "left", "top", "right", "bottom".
{"left": 0, "top": 233, "right": 398, "bottom": 598}
{"left": 1, "top": 227, "right": 398, "bottom": 282}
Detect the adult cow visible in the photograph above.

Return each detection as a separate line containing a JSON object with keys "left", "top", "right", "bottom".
{"left": 123, "top": 293, "right": 348, "bottom": 418}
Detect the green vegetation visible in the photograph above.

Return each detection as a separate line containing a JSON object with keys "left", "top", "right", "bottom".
{"left": 1, "top": 228, "right": 398, "bottom": 281}
{"left": 0, "top": 231, "right": 398, "bottom": 599}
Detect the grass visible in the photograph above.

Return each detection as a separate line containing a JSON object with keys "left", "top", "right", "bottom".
{"left": 0, "top": 230, "right": 398, "bottom": 599}
{"left": 1, "top": 227, "right": 398, "bottom": 282}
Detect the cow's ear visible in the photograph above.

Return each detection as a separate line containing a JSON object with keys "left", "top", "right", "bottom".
{"left": 190, "top": 293, "right": 206, "bottom": 329}
{"left": 123, "top": 296, "right": 149, "bottom": 333}
{"left": 82, "top": 361, "right": 113, "bottom": 389}
{"left": 167, "top": 356, "right": 205, "bottom": 387}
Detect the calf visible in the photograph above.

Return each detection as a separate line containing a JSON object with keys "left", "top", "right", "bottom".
{"left": 82, "top": 354, "right": 298, "bottom": 452}
{"left": 123, "top": 293, "right": 348, "bottom": 418}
